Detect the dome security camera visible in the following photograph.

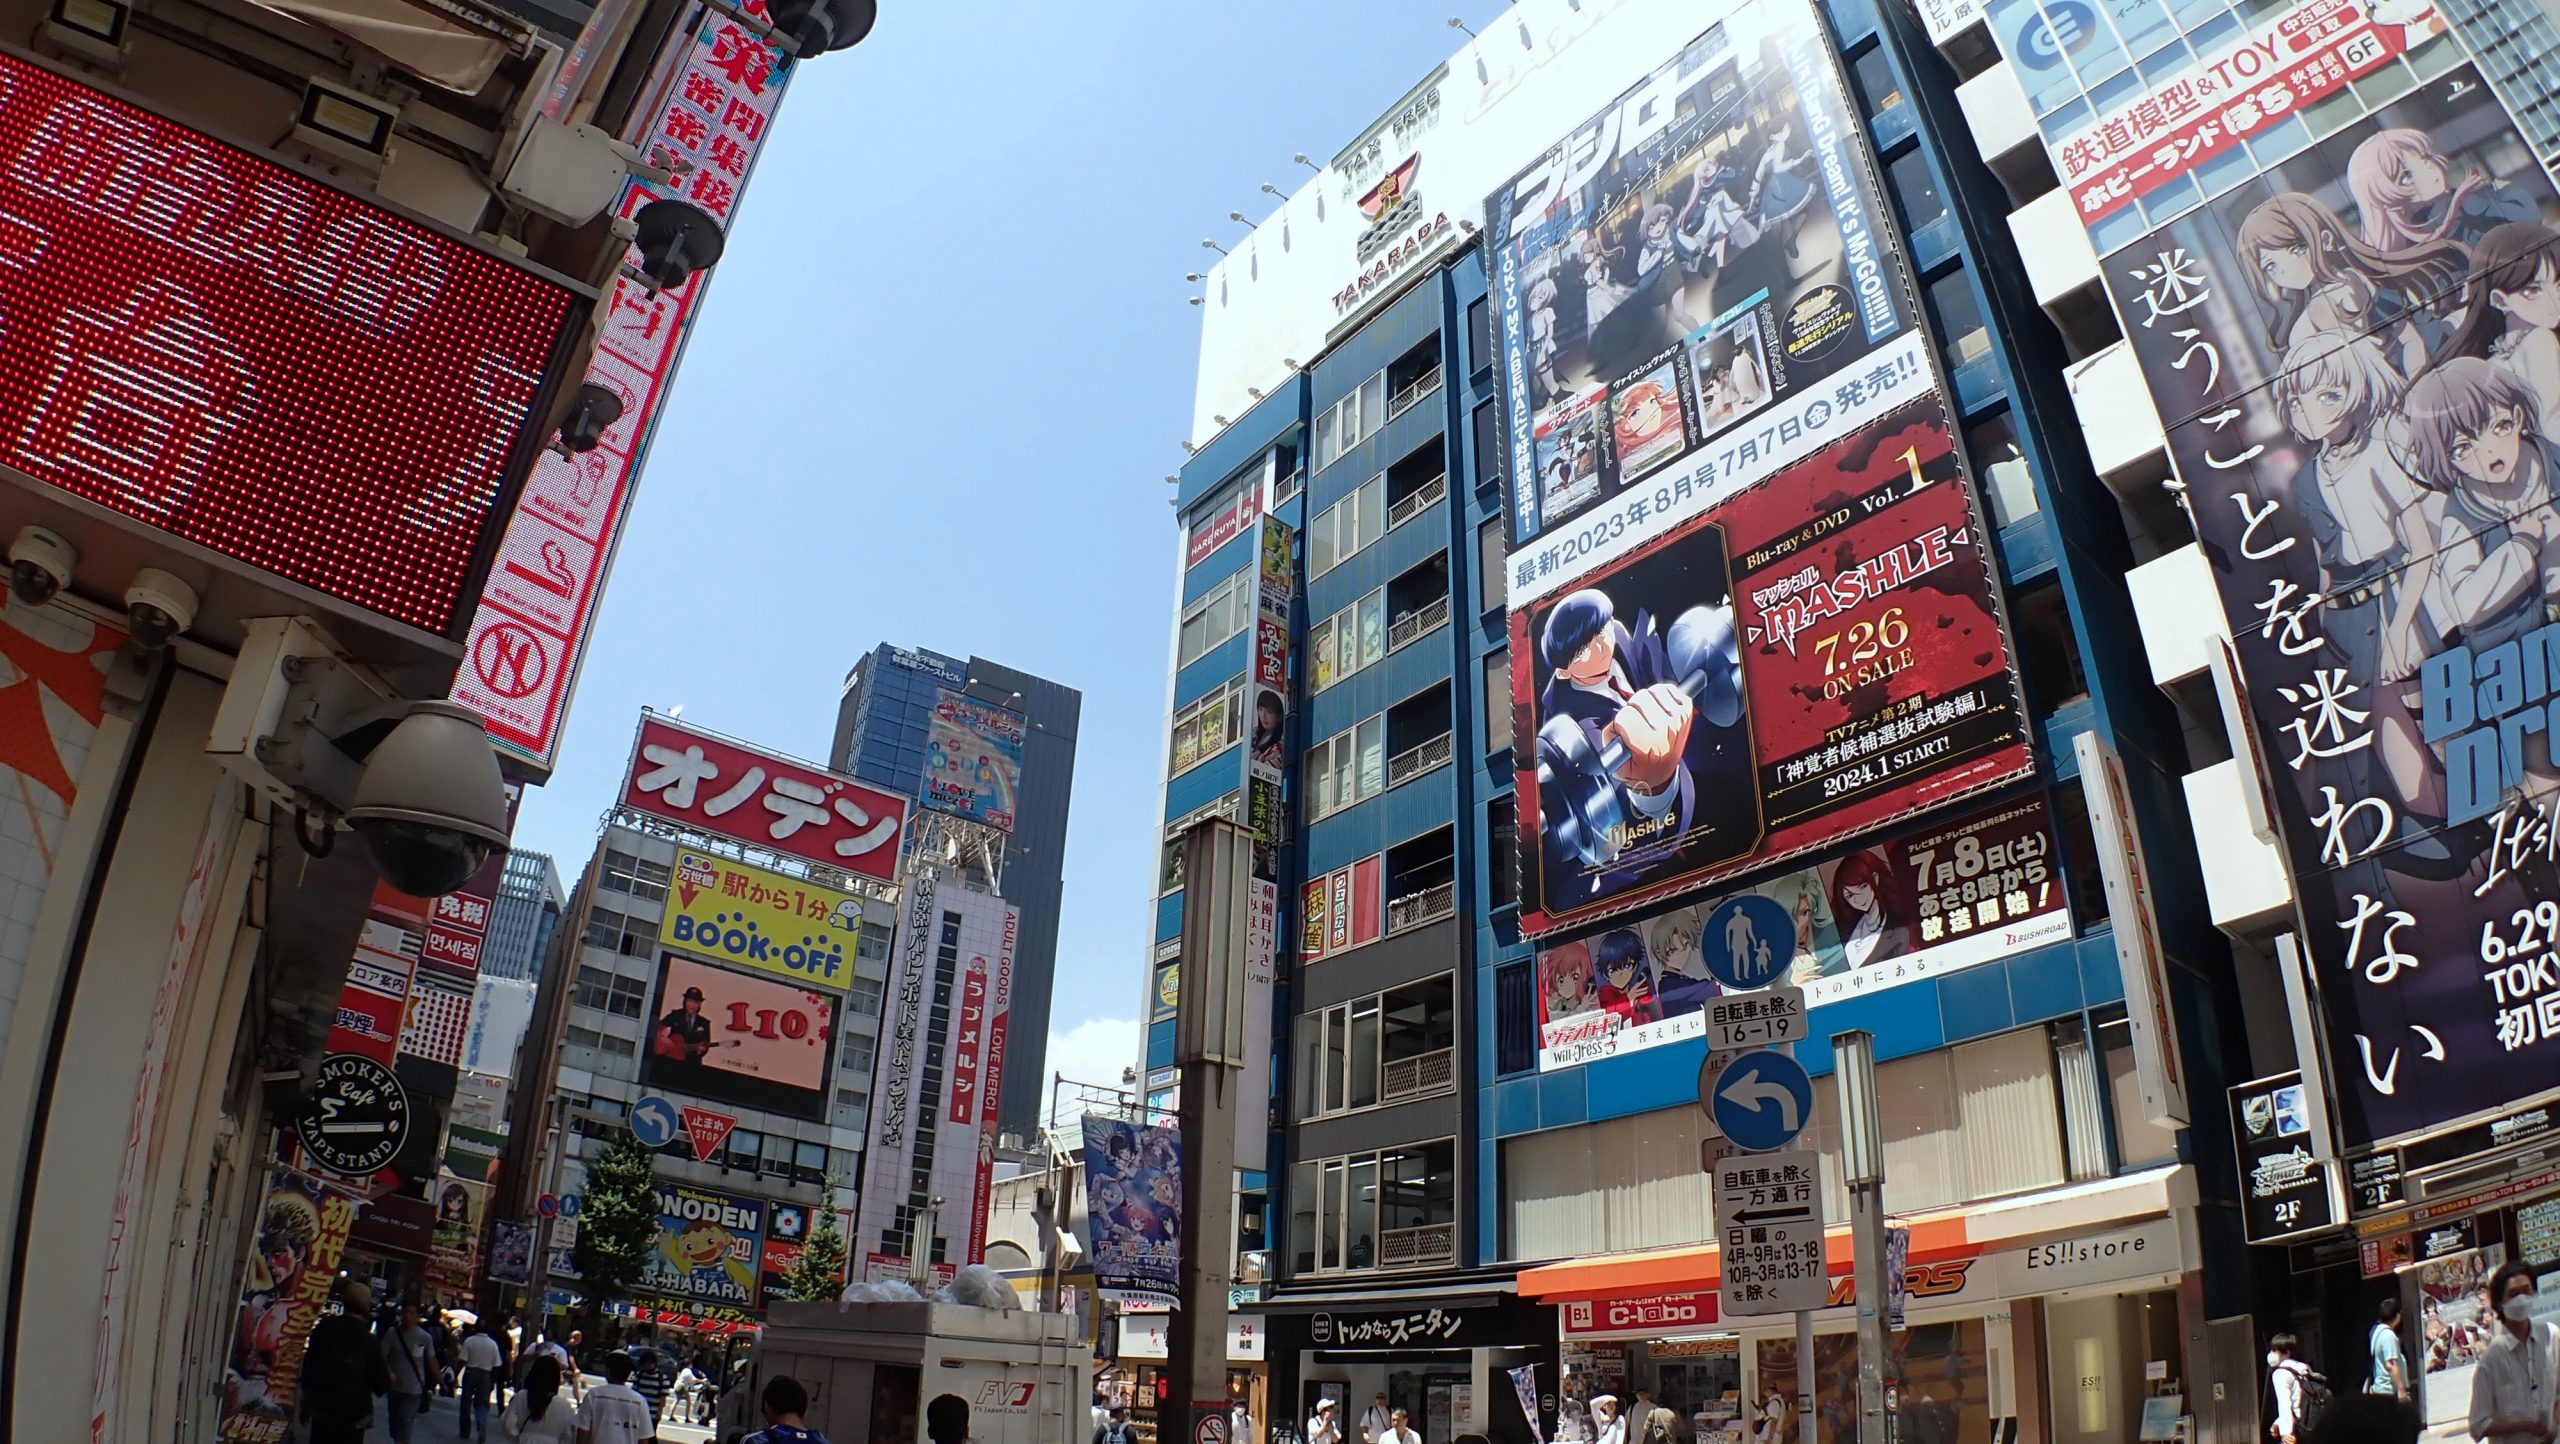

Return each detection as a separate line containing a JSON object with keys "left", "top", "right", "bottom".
{"left": 765, "top": 0, "right": 875, "bottom": 54}
{"left": 554, "top": 382, "right": 625, "bottom": 456}
{"left": 628, "top": 199, "right": 726, "bottom": 292}
{"left": 8, "top": 525, "right": 73, "bottom": 607}
{"left": 124, "top": 568, "right": 198, "bottom": 649}
{"left": 345, "top": 701, "right": 511, "bottom": 897}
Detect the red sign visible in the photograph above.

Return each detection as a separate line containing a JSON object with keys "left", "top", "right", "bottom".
{"left": 1559, "top": 1289, "right": 1721, "bottom": 1339}
{"left": 949, "top": 958, "right": 988, "bottom": 1125}
{"left": 1186, "top": 482, "right": 1262, "bottom": 566}
{"left": 968, "top": 913, "right": 1014, "bottom": 1265}
{"left": 0, "top": 52, "right": 582, "bottom": 635}
{"left": 618, "top": 713, "right": 907, "bottom": 880}
{"left": 680, "top": 1104, "right": 737, "bottom": 1162}
{"left": 1301, "top": 855, "right": 1383, "bottom": 963}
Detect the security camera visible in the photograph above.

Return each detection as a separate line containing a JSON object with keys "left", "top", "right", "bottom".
{"left": 765, "top": 0, "right": 876, "bottom": 54}
{"left": 7, "top": 525, "right": 73, "bottom": 607}
{"left": 345, "top": 701, "right": 511, "bottom": 896}
{"left": 553, "top": 382, "right": 624, "bottom": 456}
{"left": 125, "top": 568, "right": 198, "bottom": 650}
{"left": 626, "top": 199, "right": 725, "bottom": 292}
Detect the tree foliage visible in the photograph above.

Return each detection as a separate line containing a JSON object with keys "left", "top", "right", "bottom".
{"left": 781, "top": 1195, "right": 849, "bottom": 1303}
{"left": 570, "top": 1129, "right": 658, "bottom": 1308}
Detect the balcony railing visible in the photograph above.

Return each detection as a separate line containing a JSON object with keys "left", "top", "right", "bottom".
{"left": 1381, "top": 1047, "right": 1456, "bottom": 1103}
{"left": 1388, "top": 595, "right": 1450, "bottom": 651}
{"left": 1386, "top": 473, "right": 1447, "bottom": 530}
{"left": 1387, "top": 366, "right": 1443, "bottom": 420}
{"left": 1379, "top": 1222, "right": 1457, "bottom": 1267}
{"left": 1388, "top": 880, "right": 1457, "bottom": 935}
{"left": 1386, "top": 730, "right": 1454, "bottom": 790}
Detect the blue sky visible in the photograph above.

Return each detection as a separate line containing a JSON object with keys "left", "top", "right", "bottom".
{"left": 513, "top": 4, "right": 1509, "bottom": 1090}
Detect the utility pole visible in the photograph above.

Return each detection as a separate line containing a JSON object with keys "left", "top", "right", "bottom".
{"left": 1166, "top": 818, "right": 1254, "bottom": 1444}
{"left": 1833, "top": 1030, "right": 1891, "bottom": 1444}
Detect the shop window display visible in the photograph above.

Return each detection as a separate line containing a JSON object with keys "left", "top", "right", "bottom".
{"left": 1753, "top": 1320, "right": 1991, "bottom": 1444}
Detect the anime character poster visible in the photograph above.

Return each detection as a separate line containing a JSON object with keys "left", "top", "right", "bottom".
{"left": 1536, "top": 793, "right": 2069, "bottom": 1068}
{"left": 2105, "top": 65, "right": 2560, "bottom": 1149}
{"left": 426, "top": 1174, "right": 487, "bottom": 1300}
{"left": 218, "top": 1178, "right": 357, "bottom": 1443}
{"left": 644, "top": 1183, "right": 764, "bottom": 1311}
{"left": 1487, "top": 0, "right": 1927, "bottom": 553}
{"left": 922, "top": 690, "right": 1027, "bottom": 832}
{"left": 1510, "top": 396, "right": 2031, "bottom": 938}
{"left": 1081, "top": 1116, "right": 1179, "bottom": 1308}
{"left": 487, "top": 1219, "right": 534, "bottom": 1285}
{"left": 2417, "top": 1246, "right": 2506, "bottom": 1433}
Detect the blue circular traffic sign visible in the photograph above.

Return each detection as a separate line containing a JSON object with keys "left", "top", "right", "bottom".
{"left": 1711, "top": 1049, "right": 1814, "bottom": 1152}
{"left": 1700, "top": 895, "right": 1794, "bottom": 992}
{"left": 629, "top": 1094, "right": 680, "bottom": 1149}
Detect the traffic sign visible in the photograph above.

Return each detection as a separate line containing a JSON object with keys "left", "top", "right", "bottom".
{"left": 1699, "top": 895, "right": 1795, "bottom": 991}
{"left": 629, "top": 1094, "right": 681, "bottom": 1149}
{"left": 1706, "top": 985, "right": 1806, "bottom": 1051}
{"left": 681, "top": 1104, "right": 739, "bottom": 1162}
{"left": 1713, "top": 1148, "right": 1827, "bottom": 1315}
{"left": 558, "top": 1193, "right": 583, "bottom": 1219}
{"left": 1711, "top": 1049, "right": 1814, "bottom": 1152}
{"left": 535, "top": 1193, "right": 559, "bottom": 1219}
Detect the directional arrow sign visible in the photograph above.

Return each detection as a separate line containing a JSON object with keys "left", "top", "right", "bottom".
{"left": 629, "top": 1094, "right": 681, "bottom": 1149}
{"left": 1712, "top": 1148, "right": 1826, "bottom": 1316}
{"left": 1711, "top": 1049, "right": 1814, "bottom": 1152}
{"left": 1705, "top": 985, "right": 1806, "bottom": 1052}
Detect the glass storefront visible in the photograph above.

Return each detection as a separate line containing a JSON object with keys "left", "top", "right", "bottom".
{"left": 1752, "top": 1320, "right": 1993, "bottom": 1444}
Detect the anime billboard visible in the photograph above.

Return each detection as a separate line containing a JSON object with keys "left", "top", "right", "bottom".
{"left": 1485, "top": 0, "right": 1933, "bottom": 560}
{"left": 643, "top": 1183, "right": 764, "bottom": 1312}
{"left": 2105, "top": 66, "right": 2560, "bottom": 1148}
{"left": 1082, "top": 1116, "right": 1179, "bottom": 1308}
{"left": 1537, "top": 793, "right": 2069, "bottom": 1068}
{"left": 1509, "top": 395, "right": 2032, "bottom": 936}
{"left": 923, "top": 691, "right": 1028, "bottom": 831}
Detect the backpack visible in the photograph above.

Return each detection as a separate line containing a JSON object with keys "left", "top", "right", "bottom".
{"left": 2290, "top": 1365, "right": 2333, "bottom": 1434}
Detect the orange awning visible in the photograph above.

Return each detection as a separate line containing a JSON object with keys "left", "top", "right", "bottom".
{"left": 1517, "top": 1216, "right": 1972, "bottom": 1302}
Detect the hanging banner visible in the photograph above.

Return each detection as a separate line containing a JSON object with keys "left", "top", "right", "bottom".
{"left": 1511, "top": 1366, "right": 1546, "bottom": 1444}
{"left": 1082, "top": 1116, "right": 1180, "bottom": 1308}
{"left": 216, "top": 1179, "right": 358, "bottom": 1443}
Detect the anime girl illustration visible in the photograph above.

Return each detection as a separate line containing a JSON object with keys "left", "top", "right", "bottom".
{"left": 2348, "top": 128, "right": 2537, "bottom": 254}
{"left": 1592, "top": 928, "right": 1662, "bottom": 1024}
{"left": 438, "top": 1182, "right": 471, "bottom": 1225}
{"left": 1826, "top": 850, "right": 1915, "bottom": 970}
{"left": 1647, "top": 908, "right": 1717, "bottom": 1014}
{"left": 2432, "top": 221, "right": 2560, "bottom": 441}
{"left": 1747, "top": 122, "right": 1817, "bottom": 260}
{"left": 1539, "top": 939, "right": 1598, "bottom": 1024}
{"left": 2407, "top": 360, "right": 2560, "bottom": 679}
{"left": 1528, "top": 273, "right": 1562, "bottom": 402}
{"left": 2237, "top": 192, "right": 2466, "bottom": 375}
{"left": 1577, "top": 226, "right": 1634, "bottom": 335}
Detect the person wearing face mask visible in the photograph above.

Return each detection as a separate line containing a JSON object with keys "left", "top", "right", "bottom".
{"left": 2269, "top": 1335, "right": 2320, "bottom": 1444}
{"left": 2472, "top": 1261, "right": 2558, "bottom": 1444}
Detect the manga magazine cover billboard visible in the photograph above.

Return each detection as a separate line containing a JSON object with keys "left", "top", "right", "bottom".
{"left": 1081, "top": 1116, "right": 1179, "bottom": 1308}
{"left": 1508, "top": 395, "right": 2033, "bottom": 936}
{"left": 1537, "top": 793, "right": 2069, "bottom": 1069}
{"left": 2103, "top": 65, "right": 2560, "bottom": 1149}
{"left": 1485, "top": 0, "right": 1934, "bottom": 561}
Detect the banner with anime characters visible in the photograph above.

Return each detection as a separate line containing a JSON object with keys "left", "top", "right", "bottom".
{"left": 1081, "top": 1116, "right": 1179, "bottom": 1308}
{"left": 1536, "top": 793, "right": 2070, "bottom": 1069}
{"left": 218, "top": 1177, "right": 358, "bottom": 1443}
{"left": 2102, "top": 65, "right": 2560, "bottom": 1149}
{"left": 1508, "top": 395, "right": 2032, "bottom": 937}
{"left": 642, "top": 1183, "right": 764, "bottom": 1312}
{"left": 1486, "top": 0, "right": 1937, "bottom": 562}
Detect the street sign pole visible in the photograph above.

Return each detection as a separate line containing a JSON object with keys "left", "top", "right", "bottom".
{"left": 1835, "top": 1030, "right": 1891, "bottom": 1444}
{"left": 1789, "top": 1038, "right": 1813, "bottom": 1444}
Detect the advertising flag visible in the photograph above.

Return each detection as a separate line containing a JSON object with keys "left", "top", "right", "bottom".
{"left": 1082, "top": 1116, "right": 1180, "bottom": 1308}
{"left": 217, "top": 1180, "right": 357, "bottom": 1443}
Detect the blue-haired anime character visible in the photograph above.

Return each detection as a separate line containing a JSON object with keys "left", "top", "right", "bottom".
{"left": 1591, "top": 927, "right": 1661, "bottom": 1024}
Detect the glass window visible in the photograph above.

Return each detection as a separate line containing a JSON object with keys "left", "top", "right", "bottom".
{"left": 1321, "top": 1159, "right": 1346, "bottom": 1269}
{"left": 1467, "top": 298, "right": 1492, "bottom": 373}
{"left": 1310, "top": 475, "right": 1387, "bottom": 578}
{"left": 1965, "top": 410, "right": 2040, "bottom": 529}
{"left": 847, "top": 975, "right": 884, "bottom": 1019}
{"left": 1176, "top": 575, "right": 1249, "bottom": 668}
{"left": 726, "top": 1129, "right": 765, "bottom": 1172}
{"left": 1478, "top": 519, "right": 1505, "bottom": 612}
{"left": 1310, "top": 592, "right": 1387, "bottom": 693}
{"left": 1851, "top": 44, "right": 1905, "bottom": 118}
{"left": 1170, "top": 680, "right": 1246, "bottom": 771}
{"left": 1307, "top": 716, "right": 1388, "bottom": 821}
{"left": 1488, "top": 795, "right": 1518, "bottom": 909}
{"left": 1345, "top": 1157, "right": 1380, "bottom": 1268}
{"left": 1473, "top": 401, "right": 1502, "bottom": 491}
{"left": 1348, "top": 997, "right": 1381, "bottom": 1110}
{"left": 1290, "top": 1160, "right": 1318, "bottom": 1274}
{"left": 1485, "top": 651, "right": 1512, "bottom": 754}
{"left": 1952, "top": 1026, "right": 2067, "bottom": 1197}
{"left": 856, "top": 922, "right": 892, "bottom": 963}
{"left": 573, "top": 966, "right": 615, "bottom": 1012}
{"left": 1494, "top": 960, "right": 1535, "bottom": 1073}
{"left": 1927, "top": 271, "right": 1991, "bottom": 369}
{"left": 1887, "top": 148, "right": 1947, "bottom": 233}
{"left": 794, "top": 1140, "right": 829, "bottom": 1186}
{"left": 1324, "top": 1010, "right": 1348, "bottom": 1113}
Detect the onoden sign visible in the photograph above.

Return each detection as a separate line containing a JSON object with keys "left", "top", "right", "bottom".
{"left": 659, "top": 848, "right": 861, "bottom": 991}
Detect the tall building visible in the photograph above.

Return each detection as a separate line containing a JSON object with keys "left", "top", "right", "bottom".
{"left": 833, "top": 643, "right": 1082, "bottom": 1142}
{"left": 484, "top": 849, "right": 568, "bottom": 983}
{"left": 1147, "top": 0, "right": 2283, "bottom": 1438}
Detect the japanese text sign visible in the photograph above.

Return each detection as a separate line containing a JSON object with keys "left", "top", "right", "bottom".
{"left": 643, "top": 1182, "right": 763, "bottom": 1310}
{"left": 621, "top": 713, "right": 906, "bottom": 880}
{"left": 1712, "top": 1148, "right": 1827, "bottom": 1314}
{"left": 641, "top": 953, "right": 835, "bottom": 1119}
{"left": 0, "top": 51, "right": 583, "bottom": 635}
{"left": 1706, "top": 985, "right": 1806, "bottom": 1051}
{"left": 660, "top": 847, "right": 859, "bottom": 990}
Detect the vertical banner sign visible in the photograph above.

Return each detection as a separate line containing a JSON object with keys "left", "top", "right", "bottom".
{"left": 1232, "top": 516, "right": 1293, "bottom": 1174}
{"left": 2231, "top": 1071, "right": 2338, "bottom": 1244}
{"left": 452, "top": 6, "right": 797, "bottom": 771}
{"left": 2073, "top": 731, "right": 2190, "bottom": 1126}
{"left": 970, "top": 909, "right": 1017, "bottom": 1265}
{"left": 1510, "top": 1366, "right": 1546, "bottom": 1444}
{"left": 329, "top": 884, "right": 432, "bottom": 1065}
{"left": 1082, "top": 1116, "right": 1181, "bottom": 1308}
{"left": 2091, "top": 64, "right": 2560, "bottom": 1148}
{"left": 216, "top": 1181, "right": 358, "bottom": 1443}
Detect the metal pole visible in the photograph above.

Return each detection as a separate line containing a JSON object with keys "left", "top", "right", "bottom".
{"left": 1833, "top": 1031, "right": 1889, "bottom": 1444}
{"left": 1168, "top": 819, "right": 1254, "bottom": 1444}
{"left": 1795, "top": 1310, "right": 1816, "bottom": 1444}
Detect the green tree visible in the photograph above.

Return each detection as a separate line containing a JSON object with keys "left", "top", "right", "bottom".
{"left": 571, "top": 1129, "right": 659, "bottom": 1312}
{"left": 781, "top": 1194, "right": 849, "bottom": 1303}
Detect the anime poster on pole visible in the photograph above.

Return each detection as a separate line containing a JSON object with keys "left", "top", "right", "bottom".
{"left": 1509, "top": 397, "right": 2032, "bottom": 938}
{"left": 1485, "top": 0, "right": 1934, "bottom": 557}
{"left": 2100, "top": 66, "right": 2560, "bottom": 1149}
{"left": 1081, "top": 1116, "right": 1179, "bottom": 1308}
{"left": 218, "top": 1178, "right": 358, "bottom": 1443}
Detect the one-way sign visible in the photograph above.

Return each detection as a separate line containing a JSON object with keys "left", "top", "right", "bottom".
{"left": 1705, "top": 985, "right": 1806, "bottom": 1051}
{"left": 1712, "top": 1148, "right": 1827, "bottom": 1316}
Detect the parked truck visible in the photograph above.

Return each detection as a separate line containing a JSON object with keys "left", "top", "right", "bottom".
{"left": 748, "top": 1298, "right": 1088, "bottom": 1444}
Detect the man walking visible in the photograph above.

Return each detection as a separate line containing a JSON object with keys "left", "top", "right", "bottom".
{"left": 2369, "top": 1298, "right": 2409, "bottom": 1402}
{"left": 298, "top": 1281, "right": 389, "bottom": 1444}
{"left": 582, "top": 1352, "right": 658, "bottom": 1444}
{"left": 380, "top": 1297, "right": 436, "bottom": 1443}
{"left": 632, "top": 1348, "right": 676, "bottom": 1424}
{"left": 2470, "top": 1262, "right": 2556, "bottom": 1444}
{"left": 1362, "top": 1393, "right": 1392, "bottom": 1444}
{"left": 1380, "top": 1407, "right": 1423, "bottom": 1444}
{"left": 747, "top": 1374, "right": 832, "bottom": 1444}
{"left": 460, "top": 1320, "right": 505, "bottom": 1441}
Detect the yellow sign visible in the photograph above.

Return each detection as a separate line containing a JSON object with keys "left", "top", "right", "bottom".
{"left": 659, "top": 849, "right": 861, "bottom": 991}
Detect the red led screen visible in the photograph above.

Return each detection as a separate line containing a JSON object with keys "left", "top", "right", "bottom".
{"left": 0, "top": 54, "right": 584, "bottom": 634}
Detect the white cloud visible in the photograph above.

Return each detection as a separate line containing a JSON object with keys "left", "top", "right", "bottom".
{"left": 1036, "top": 1016, "right": 1143, "bottom": 1132}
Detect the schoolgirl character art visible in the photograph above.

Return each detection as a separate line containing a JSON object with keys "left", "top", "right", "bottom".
{"left": 1826, "top": 850, "right": 1915, "bottom": 970}
{"left": 1677, "top": 183, "right": 1764, "bottom": 276}
{"left": 1577, "top": 227, "right": 1633, "bottom": 333}
{"left": 439, "top": 1182, "right": 471, "bottom": 1225}
{"left": 1592, "top": 928, "right": 1662, "bottom": 1024}
{"left": 1528, "top": 274, "right": 1562, "bottom": 402}
{"left": 1540, "top": 939, "right": 1598, "bottom": 1023}
{"left": 1747, "top": 123, "right": 1817, "bottom": 259}
{"left": 2432, "top": 221, "right": 2560, "bottom": 441}
{"left": 2347, "top": 127, "right": 2534, "bottom": 253}
{"left": 2237, "top": 192, "right": 2466, "bottom": 375}
{"left": 2406, "top": 359, "right": 2560, "bottom": 669}
{"left": 1648, "top": 909, "right": 1717, "bottom": 1014}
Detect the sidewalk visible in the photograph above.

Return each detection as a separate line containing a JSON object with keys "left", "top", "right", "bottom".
{"left": 400, "top": 1386, "right": 717, "bottom": 1444}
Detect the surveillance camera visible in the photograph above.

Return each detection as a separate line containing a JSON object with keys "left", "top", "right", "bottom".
{"left": 554, "top": 382, "right": 625, "bottom": 456}
{"left": 125, "top": 568, "right": 198, "bottom": 650}
{"left": 345, "top": 701, "right": 511, "bottom": 897}
{"left": 765, "top": 0, "right": 875, "bottom": 54}
{"left": 627, "top": 198, "right": 726, "bottom": 292}
{"left": 8, "top": 526, "right": 73, "bottom": 607}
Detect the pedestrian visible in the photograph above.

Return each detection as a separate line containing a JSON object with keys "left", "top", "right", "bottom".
{"left": 1307, "top": 1398, "right": 1343, "bottom": 1444}
{"left": 1233, "top": 1395, "right": 1256, "bottom": 1444}
{"left": 2470, "top": 1262, "right": 2556, "bottom": 1444}
{"left": 1098, "top": 1403, "right": 1138, "bottom": 1444}
{"left": 2268, "top": 1333, "right": 2318, "bottom": 1444}
{"left": 298, "top": 1280, "right": 390, "bottom": 1444}
{"left": 380, "top": 1297, "right": 437, "bottom": 1443}
{"left": 678, "top": 1360, "right": 708, "bottom": 1427}
{"left": 461, "top": 1320, "right": 506, "bottom": 1441}
{"left": 1092, "top": 1391, "right": 1112, "bottom": 1440}
{"left": 747, "top": 1373, "right": 832, "bottom": 1444}
{"left": 1593, "top": 1395, "right": 1629, "bottom": 1444}
{"left": 633, "top": 1347, "right": 676, "bottom": 1424}
{"left": 927, "top": 1393, "right": 970, "bottom": 1444}
{"left": 1362, "top": 1394, "right": 1393, "bottom": 1444}
{"left": 502, "top": 1354, "right": 581, "bottom": 1442}
{"left": 565, "top": 1330, "right": 589, "bottom": 1398}
{"left": 2369, "top": 1299, "right": 2409, "bottom": 1401}
{"left": 1643, "top": 1397, "right": 1681, "bottom": 1444}
{"left": 432, "top": 1312, "right": 460, "bottom": 1397}
{"left": 1380, "top": 1407, "right": 1423, "bottom": 1444}
{"left": 582, "top": 1351, "right": 657, "bottom": 1444}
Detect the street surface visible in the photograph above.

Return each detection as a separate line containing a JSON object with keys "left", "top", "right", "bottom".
{"left": 407, "top": 1387, "right": 718, "bottom": 1444}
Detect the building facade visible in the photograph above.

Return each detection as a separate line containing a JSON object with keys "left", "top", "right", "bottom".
{"left": 485, "top": 849, "right": 569, "bottom": 983}
{"left": 1154, "top": 1, "right": 2291, "bottom": 1441}
{"left": 833, "top": 642, "right": 1082, "bottom": 1143}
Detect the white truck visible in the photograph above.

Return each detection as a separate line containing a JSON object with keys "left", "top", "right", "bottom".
{"left": 752, "top": 1299, "right": 1089, "bottom": 1444}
